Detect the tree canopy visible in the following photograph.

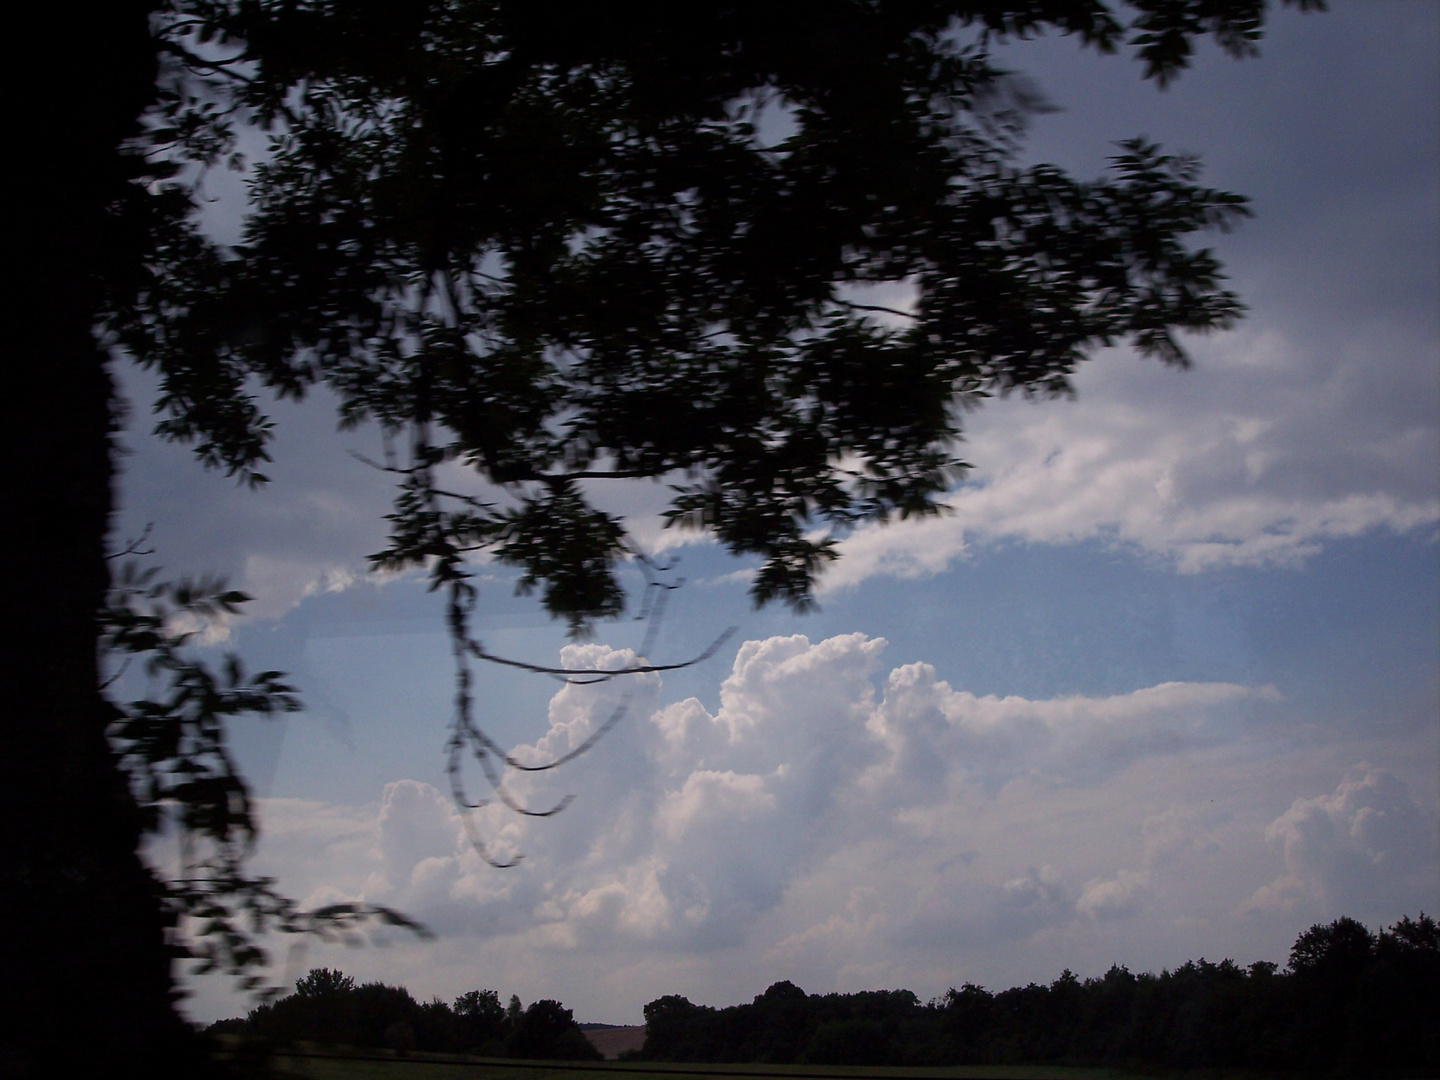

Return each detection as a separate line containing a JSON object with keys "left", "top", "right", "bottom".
{"left": 7, "top": 0, "right": 1322, "bottom": 1075}
{"left": 234, "top": 968, "right": 602, "bottom": 1059}
{"left": 115, "top": 0, "right": 1293, "bottom": 630}
{"left": 100, "top": 0, "right": 1315, "bottom": 892}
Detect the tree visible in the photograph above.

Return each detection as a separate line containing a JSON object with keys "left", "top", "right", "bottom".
{"left": 507, "top": 998, "right": 604, "bottom": 1060}
{"left": 5, "top": 0, "right": 1321, "bottom": 1074}
{"left": 1288, "top": 915, "right": 1377, "bottom": 980}
{"left": 454, "top": 988, "right": 509, "bottom": 1052}
{"left": 245, "top": 967, "right": 428, "bottom": 1049}
{"left": 294, "top": 968, "right": 357, "bottom": 998}
{"left": 5, "top": 4, "right": 206, "bottom": 1076}
{"left": 1280, "top": 915, "right": 1440, "bottom": 1073}
{"left": 1286, "top": 915, "right": 1377, "bottom": 1071}
{"left": 113, "top": 0, "right": 1283, "bottom": 860}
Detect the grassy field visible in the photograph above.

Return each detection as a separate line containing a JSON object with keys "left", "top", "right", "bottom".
{"left": 241, "top": 1049, "right": 1171, "bottom": 1080}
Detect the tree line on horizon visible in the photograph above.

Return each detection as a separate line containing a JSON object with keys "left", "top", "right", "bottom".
{"left": 639, "top": 914, "right": 1438, "bottom": 1075}
{"left": 212, "top": 913, "right": 1437, "bottom": 1073}
{"left": 210, "top": 968, "right": 601, "bottom": 1060}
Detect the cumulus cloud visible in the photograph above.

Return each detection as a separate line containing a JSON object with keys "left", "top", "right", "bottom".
{"left": 377, "top": 779, "right": 467, "bottom": 892}
{"left": 1077, "top": 869, "right": 1150, "bottom": 922}
{"left": 1246, "top": 764, "right": 1437, "bottom": 917}
{"left": 1141, "top": 804, "right": 1222, "bottom": 867}
{"left": 825, "top": 326, "right": 1439, "bottom": 591}
{"left": 871, "top": 663, "right": 1276, "bottom": 792}
{"left": 242, "top": 635, "right": 1284, "bottom": 953}
{"left": 189, "top": 630, "right": 1436, "bottom": 1027}
{"left": 997, "top": 865, "right": 1078, "bottom": 933}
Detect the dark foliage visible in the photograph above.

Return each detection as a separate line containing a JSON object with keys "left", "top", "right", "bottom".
{"left": 100, "top": 565, "right": 429, "bottom": 996}
{"left": 235, "top": 970, "right": 601, "bottom": 1059}
{"left": 454, "top": 987, "right": 509, "bottom": 1052}
{"left": 116, "top": 1, "right": 1289, "bottom": 626}
{"left": 95, "top": 0, "right": 1317, "bottom": 890}
{"left": 507, "top": 998, "right": 604, "bottom": 1060}
{"left": 9, "top": 0, "right": 1324, "bottom": 1074}
{"left": 634, "top": 914, "right": 1440, "bottom": 1076}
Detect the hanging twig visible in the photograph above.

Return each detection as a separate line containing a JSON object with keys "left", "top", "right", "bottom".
{"left": 463, "top": 626, "right": 735, "bottom": 683}
{"left": 416, "top": 455, "right": 732, "bottom": 864}
{"left": 106, "top": 522, "right": 155, "bottom": 560}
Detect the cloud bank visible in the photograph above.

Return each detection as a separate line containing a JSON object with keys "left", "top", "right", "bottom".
{"left": 825, "top": 323, "right": 1439, "bottom": 590}
{"left": 191, "top": 634, "right": 1435, "bottom": 1025}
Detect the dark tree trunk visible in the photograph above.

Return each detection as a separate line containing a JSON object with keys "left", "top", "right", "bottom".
{"left": 1, "top": 4, "right": 209, "bottom": 1075}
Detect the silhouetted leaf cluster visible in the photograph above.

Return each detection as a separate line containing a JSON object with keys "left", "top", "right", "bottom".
{"left": 100, "top": 0, "right": 1320, "bottom": 868}
{"left": 634, "top": 914, "right": 1439, "bottom": 1076}
{"left": 110, "top": 0, "right": 1307, "bottom": 629}
{"left": 103, "top": 566, "right": 428, "bottom": 995}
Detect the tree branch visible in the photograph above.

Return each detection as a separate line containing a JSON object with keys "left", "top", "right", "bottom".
{"left": 835, "top": 298, "right": 918, "bottom": 320}
{"left": 465, "top": 627, "right": 735, "bottom": 681}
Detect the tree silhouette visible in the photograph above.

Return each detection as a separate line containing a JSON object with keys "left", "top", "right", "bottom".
{"left": 1288, "top": 915, "right": 1377, "bottom": 979}
{"left": 7, "top": 1, "right": 1321, "bottom": 1074}
{"left": 507, "top": 998, "right": 603, "bottom": 1060}
{"left": 8, "top": 3, "right": 206, "bottom": 1075}
{"left": 624, "top": 915, "right": 1436, "bottom": 1073}
{"left": 454, "top": 988, "right": 509, "bottom": 1052}
{"left": 294, "top": 968, "right": 357, "bottom": 998}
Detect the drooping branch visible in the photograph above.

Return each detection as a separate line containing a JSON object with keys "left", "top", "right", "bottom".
{"left": 381, "top": 409, "right": 735, "bottom": 865}
{"left": 834, "top": 299, "right": 919, "bottom": 320}
{"left": 436, "top": 523, "right": 731, "bottom": 866}
{"left": 463, "top": 626, "right": 735, "bottom": 683}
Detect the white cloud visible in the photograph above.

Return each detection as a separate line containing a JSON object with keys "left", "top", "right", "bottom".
{"left": 1077, "top": 869, "right": 1150, "bottom": 922}
{"left": 1246, "top": 764, "right": 1437, "bottom": 918}
{"left": 824, "top": 322, "right": 1439, "bottom": 591}
{"left": 176, "top": 631, "right": 1437, "bottom": 1027}
{"left": 216, "top": 641, "right": 1277, "bottom": 973}
{"left": 1141, "top": 804, "right": 1221, "bottom": 867}
{"left": 871, "top": 663, "right": 1277, "bottom": 792}
{"left": 660, "top": 770, "right": 774, "bottom": 842}
{"left": 377, "top": 779, "right": 467, "bottom": 891}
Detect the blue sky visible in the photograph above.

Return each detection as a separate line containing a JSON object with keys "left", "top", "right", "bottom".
{"left": 114, "top": 2, "right": 1438, "bottom": 1025}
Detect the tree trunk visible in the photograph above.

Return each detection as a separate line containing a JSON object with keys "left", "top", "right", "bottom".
{"left": 1, "top": 4, "right": 210, "bottom": 1074}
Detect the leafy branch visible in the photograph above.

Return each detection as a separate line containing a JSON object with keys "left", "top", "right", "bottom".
{"left": 102, "top": 561, "right": 428, "bottom": 998}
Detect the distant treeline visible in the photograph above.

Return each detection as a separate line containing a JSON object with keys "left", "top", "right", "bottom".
{"left": 636, "top": 915, "right": 1438, "bottom": 1076}
{"left": 209, "top": 914, "right": 1437, "bottom": 1073}
{"left": 209, "top": 969, "right": 600, "bottom": 1059}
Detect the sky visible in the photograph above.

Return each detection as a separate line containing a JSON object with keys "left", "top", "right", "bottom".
{"left": 113, "top": 2, "right": 1438, "bottom": 1026}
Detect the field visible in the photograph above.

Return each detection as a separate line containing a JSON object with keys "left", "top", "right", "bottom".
{"left": 239, "top": 1049, "right": 1176, "bottom": 1080}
